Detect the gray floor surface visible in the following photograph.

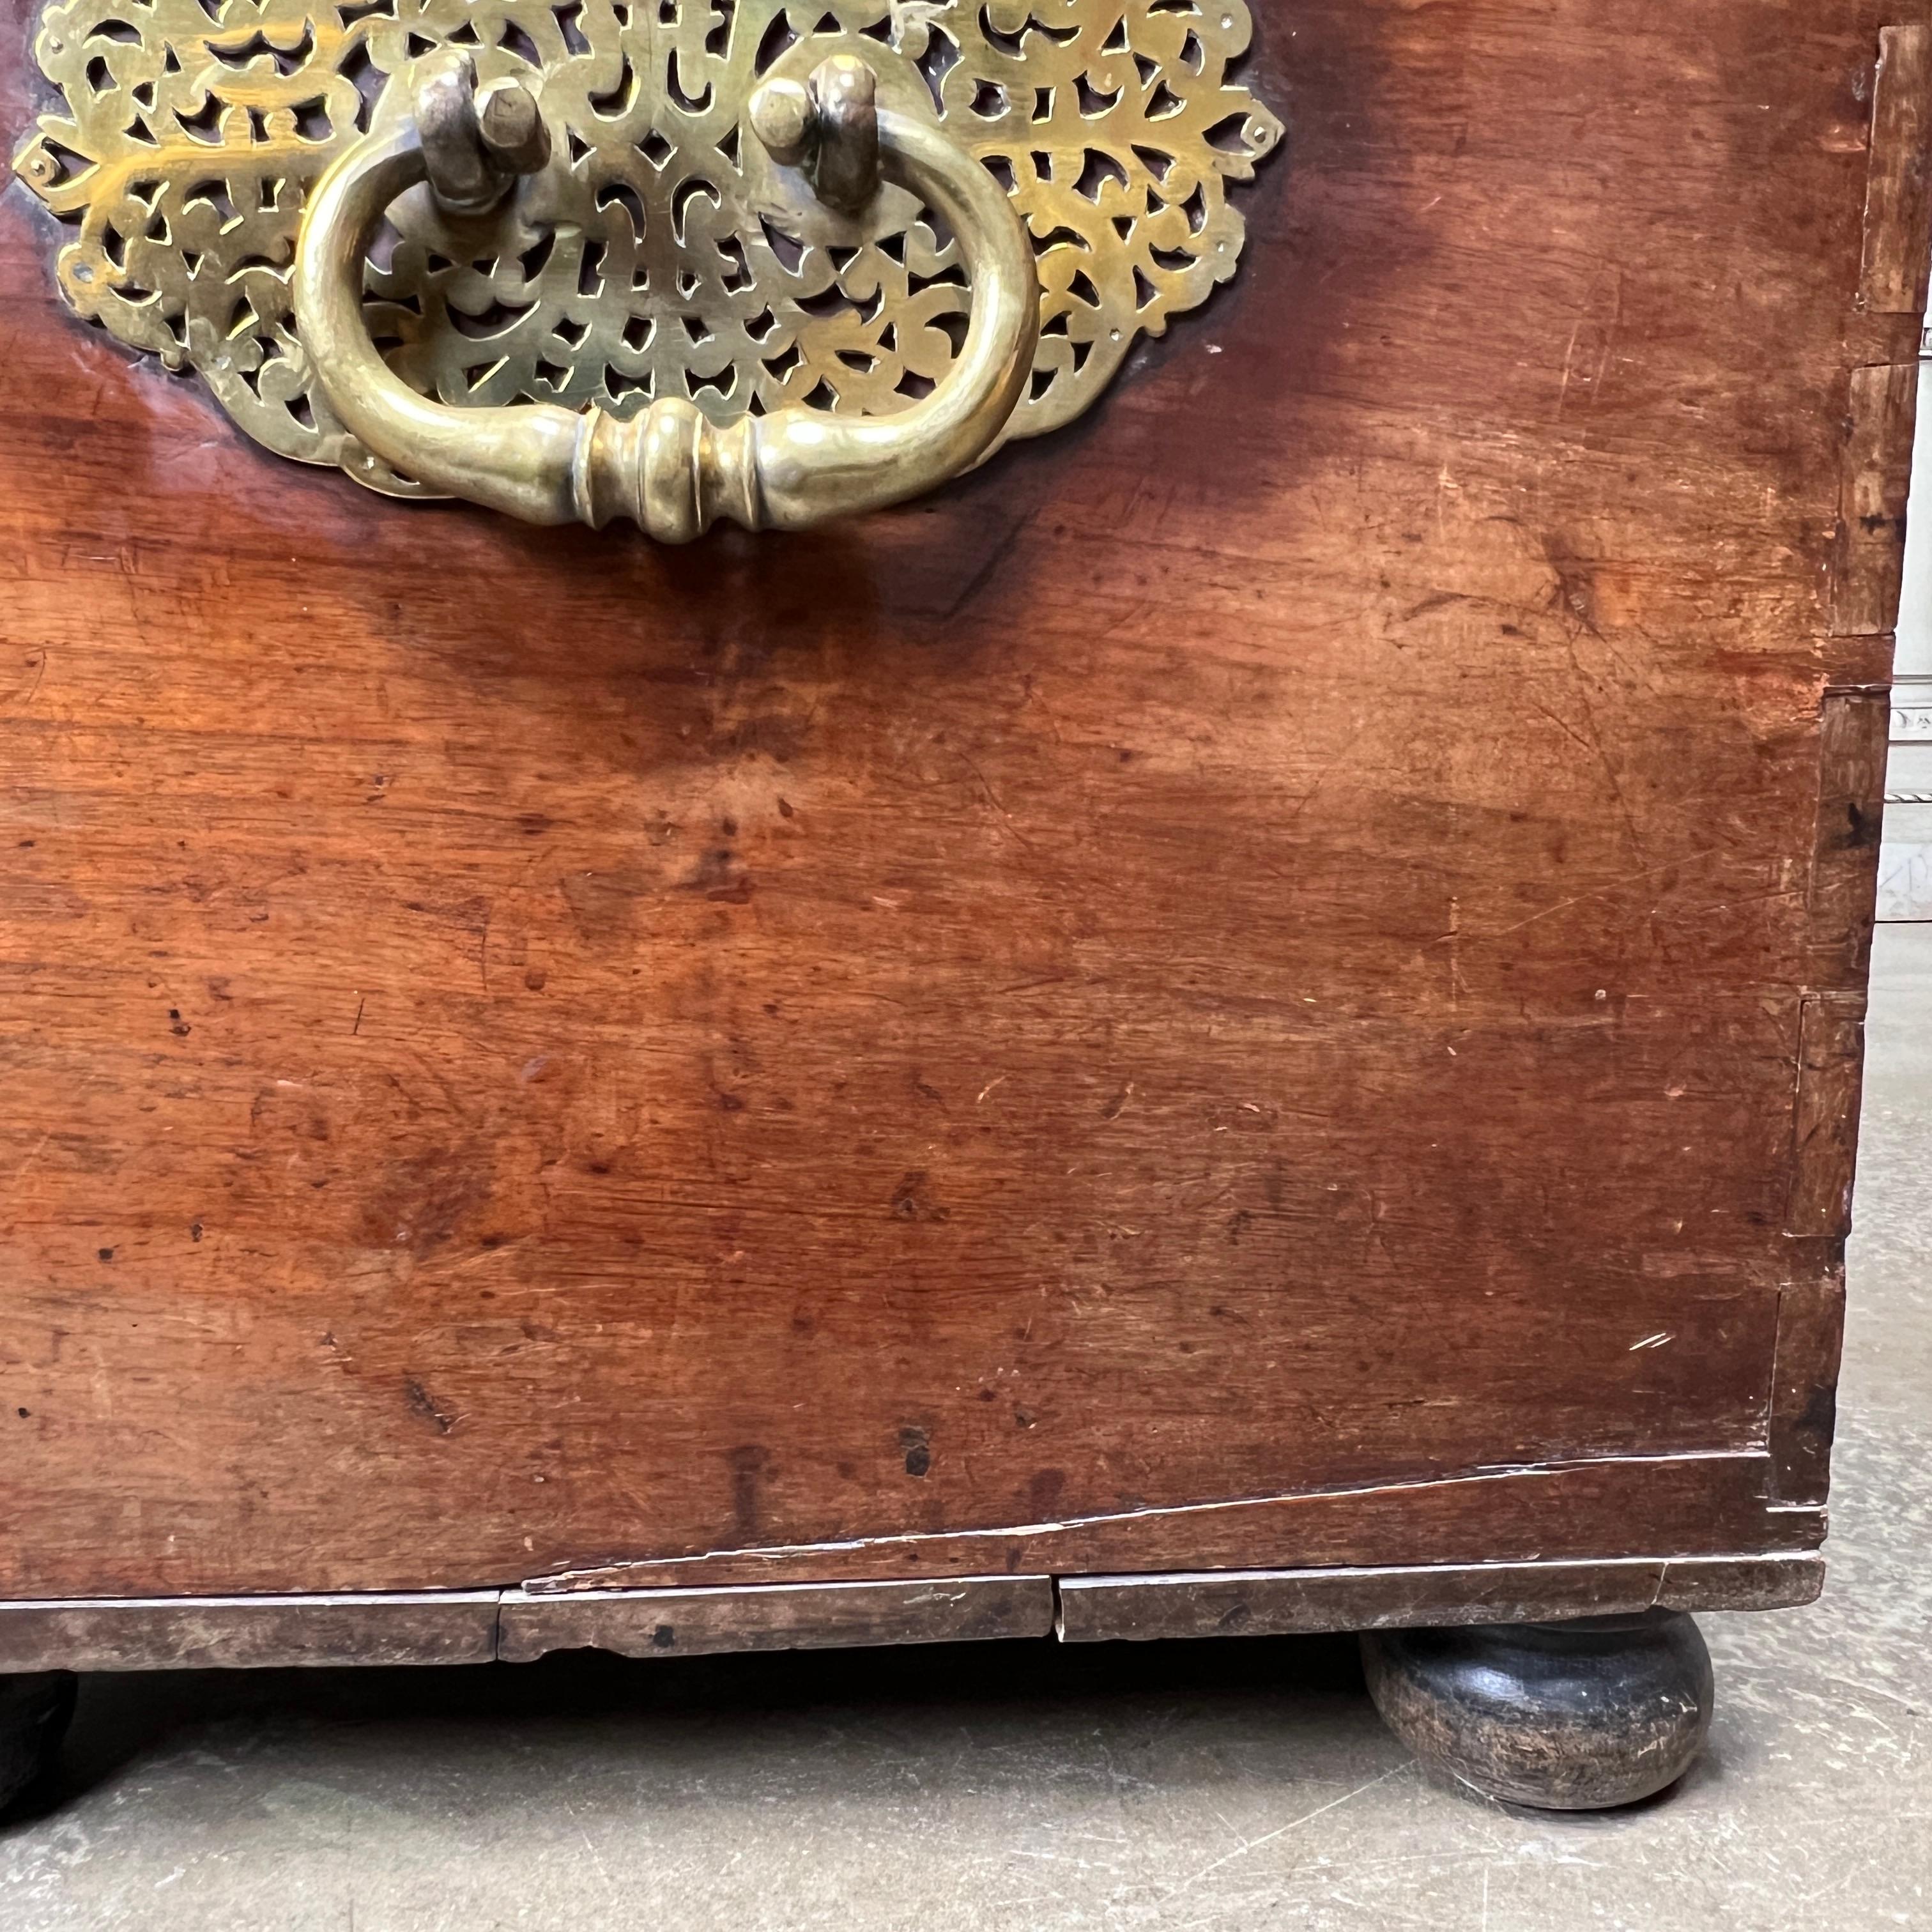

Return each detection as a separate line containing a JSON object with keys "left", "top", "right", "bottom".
{"left": 5, "top": 931, "right": 1931, "bottom": 1930}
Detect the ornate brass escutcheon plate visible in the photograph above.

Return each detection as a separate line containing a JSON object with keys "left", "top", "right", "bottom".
{"left": 15, "top": 0, "right": 1283, "bottom": 530}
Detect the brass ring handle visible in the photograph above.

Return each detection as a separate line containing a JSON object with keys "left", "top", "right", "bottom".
{"left": 292, "top": 56, "right": 1039, "bottom": 540}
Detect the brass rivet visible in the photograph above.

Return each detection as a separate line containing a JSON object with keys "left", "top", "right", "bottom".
{"left": 749, "top": 77, "right": 815, "bottom": 166}
{"left": 476, "top": 75, "right": 551, "bottom": 176}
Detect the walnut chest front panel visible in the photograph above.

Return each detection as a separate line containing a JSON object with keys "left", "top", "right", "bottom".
{"left": 0, "top": 0, "right": 1917, "bottom": 1603}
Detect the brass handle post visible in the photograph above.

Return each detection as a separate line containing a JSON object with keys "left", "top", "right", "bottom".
{"left": 292, "top": 54, "right": 1039, "bottom": 539}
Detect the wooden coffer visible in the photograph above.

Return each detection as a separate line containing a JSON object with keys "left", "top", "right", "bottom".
{"left": 0, "top": 0, "right": 1922, "bottom": 1669}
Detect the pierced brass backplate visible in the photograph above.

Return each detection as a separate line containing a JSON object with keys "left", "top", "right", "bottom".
{"left": 15, "top": 0, "right": 1282, "bottom": 502}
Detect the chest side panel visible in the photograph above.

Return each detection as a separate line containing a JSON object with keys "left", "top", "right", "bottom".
{"left": 0, "top": 0, "right": 1913, "bottom": 1594}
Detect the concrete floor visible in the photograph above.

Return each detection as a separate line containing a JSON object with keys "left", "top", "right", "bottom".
{"left": 5, "top": 935, "right": 1931, "bottom": 1930}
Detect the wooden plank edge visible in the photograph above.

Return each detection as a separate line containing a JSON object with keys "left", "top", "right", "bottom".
{"left": 1803, "top": 686, "right": 1889, "bottom": 992}
{"left": 1788, "top": 991, "right": 1870, "bottom": 1237}
{"left": 0, "top": 1592, "right": 502, "bottom": 1673}
{"left": 1830, "top": 363, "right": 1917, "bottom": 639}
{"left": 1768, "top": 1246, "right": 1849, "bottom": 1508}
{"left": 1054, "top": 1554, "right": 1828, "bottom": 1644}
{"left": 1859, "top": 24, "right": 1932, "bottom": 314}
{"left": 497, "top": 1574, "right": 1055, "bottom": 1663}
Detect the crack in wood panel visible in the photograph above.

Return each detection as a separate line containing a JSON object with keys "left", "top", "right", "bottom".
{"left": 521, "top": 1452, "right": 1820, "bottom": 1595}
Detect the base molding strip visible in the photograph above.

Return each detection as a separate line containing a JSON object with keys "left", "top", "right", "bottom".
{"left": 0, "top": 1554, "right": 1823, "bottom": 1673}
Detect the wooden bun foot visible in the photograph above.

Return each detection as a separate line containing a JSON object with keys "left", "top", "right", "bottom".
{"left": 1361, "top": 1609, "right": 1713, "bottom": 1811}
{"left": 0, "top": 1673, "right": 76, "bottom": 1816}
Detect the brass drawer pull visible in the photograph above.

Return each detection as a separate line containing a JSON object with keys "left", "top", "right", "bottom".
{"left": 293, "top": 52, "right": 1038, "bottom": 540}
{"left": 16, "top": 4, "right": 1282, "bottom": 516}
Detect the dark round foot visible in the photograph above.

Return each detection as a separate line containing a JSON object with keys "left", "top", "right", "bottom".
{"left": 1361, "top": 1609, "right": 1713, "bottom": 1811}
{"left": 0, "top": 1673, "right": 77, "bottom": 1816}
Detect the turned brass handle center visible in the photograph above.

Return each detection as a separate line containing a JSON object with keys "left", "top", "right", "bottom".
{"left": 291, "top": 54, "right": 1039, "bottom": 540}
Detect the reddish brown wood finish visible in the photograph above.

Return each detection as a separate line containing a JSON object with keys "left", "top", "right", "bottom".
{"left": 0, "top": 3, "right": 1918, "bottom": 1600}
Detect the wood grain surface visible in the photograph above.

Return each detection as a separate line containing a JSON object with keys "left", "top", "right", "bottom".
{"left": 0, "top": 2, "right": 1919, "bottom": 1602}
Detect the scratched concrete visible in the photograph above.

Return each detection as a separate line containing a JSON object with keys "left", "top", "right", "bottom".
{"left": 5, "top": 928, "right": 1931, "bottom": 1932}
